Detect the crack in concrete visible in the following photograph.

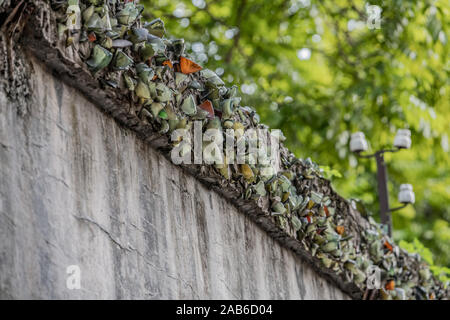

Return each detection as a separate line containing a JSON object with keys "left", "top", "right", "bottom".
{"left": 218, "top": 277, "right": 241, "bottom": 299}
{"left": 73, "top": 215, "right": 132, "bottom": 253}
{"left": 41, "top": 173, "right": 70, "bottom": 189}
{"left": 73, "top": 214, "right": 201, "bottom": 299}
{"left": 0, "top": 141, "right": 14, "bottom": 149}
{"left": 0, "top": 210, "right": 16, "bottom": 227}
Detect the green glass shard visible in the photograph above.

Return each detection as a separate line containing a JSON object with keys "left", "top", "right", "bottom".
{"left": 159, "top": 120, "right": 169, "bottom": 134}
{"left": 321, "top": 241, "right": 339, "bottom": 253}
{"left": 140, "top": 43, "right": 155, "bottom": 61}
{"left": 271, "top": 202, "right": 286, "bottom": 215}
{"left": 129, "top": 27, "right": 148, "bottom": 44}
{"left": 344, "top": 260, "right": 356, "bottom": 271}
{"left": 175, "top": 93, "right": 183, "bottom": 105}
{"left": 112, "top": 25, "right": 128, "bottom": 38}
{"left": 110, "top": 17, "right": 118, "bottom": 28}
{"left": 86, "top": 13, "right": 104, "bottom": 32}
{"left": 136, "top": 63, "right": 154, "bottom": 84}
{"left": 181, "top": 95, "right": 197, "bottom": 115}
{"left": 164, "top": 106, "right": 178, "bottom": 120}
{"left": 310, "top": 191, "right": 323, "bottom": 203}
{"left": 310, "top": 243, "right": 320, "bottom": 256}
{"left": 321, "top": 256, "right": 333, "bottom": 269}
{"left": 149, "top": 38, "right": 166, "bottom": 54}
{"left": 100, "top": 36, "right": 113, "bottom": 49}
{"left": 175, "top": 72, "right": 188, "bottom": 87}
{"left": 155, "top": 83, "right": 172, "bottom": 103}
{"left": 282, "top": 170, "right": 294, "bottom": 180}
{"left": 168, "top": 119, "right": 180, "bottom": 132}
{"left": 117, "top": 3, "right": 143, "bottom": 26}
{"left": 221, "top": 99, "right": 234, "bottom": 119}
{"left": 279, "top": 175, "right": 291, "bottom": 192}
{"left": 135, "top": 81, "right": 151, "bottom": 100}
{"left": 154, "top": 66, "right": 165, "bottom": 79}
{"left": 86, "top": 45, "right": 113, "bottom": 73}
{"left": 58, "top": 24, "right": 68, "bottom": 38}
{"left": 105, "top": 30, "right": 120, "bottom": 40}
{"left": 288, "top": 194, "right": 299, "bottom": 209}
{"left": 313, "top": 233, "right": 326, "bottom": 245}
{"left": 102, "top": 12, "right": 112, "bottom": 30}
{"left": 306, "top": 223, "right": 317, "bottom": 235}
{"left": 112, "top": 39, "right": 133, "bottom": 48}
{"left": 123, "top": 74, "right": 136, "bottom": 91}
{"left": 148, "top": 82, "right": 157, "bottom": 98}
{"left": 176, "top": 118, "right": 189, "bottom": 129}
{"left": 291, "top": 215, "right": 302, "bottom": 232}
{"left": 227, "top": 85, "right": 239, "bottom": 98}
{"left": 324, "top": 229, "right": 340, "bottom": 242}
{"left": 82, "top": 5, "right": 95, "bottom": 23}
{"left": 113, "top": 50, "right": 133, "bottom": 70}
{"left": 203, "top": 87, "right": 220, "bottom": 101}
{"left": 153, "top": 54, "right": 168, "bottom": 66}
{"left": 252, "top": 112, "right": 260, "bottom": 124}
{"left": 201, "top": 69, "right": 225, "bottom": 87}
{"left": 223, "top": 119, "right": 234, "bottom": 129}
{"left": 144, "top": 18, "right": 165, "bottom": 38}
{"left": 149, "top": 102, "right": 164, "bottom": 117}
{"left": 253, "top": 181, "right": 267, "bottom": 197}
{"left": 353, "top": 269, "right": 366, "bottom": 284}
{"left": 189, "top": 80, "right": 204, "bottom": 90}
{"left": 170, "top": 39, "right": 185, "bottom": 56}
{"left": 158, "top": 110, "right": 168, "bottom": 119}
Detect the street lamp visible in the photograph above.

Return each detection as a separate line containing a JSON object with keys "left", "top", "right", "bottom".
{"left": 349, "top": 129, "right": 415, "bottom": 236}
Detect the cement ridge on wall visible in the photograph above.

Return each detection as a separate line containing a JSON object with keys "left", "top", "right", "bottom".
{"left": 0, "top": 0, "right": 448, "bottom": 300}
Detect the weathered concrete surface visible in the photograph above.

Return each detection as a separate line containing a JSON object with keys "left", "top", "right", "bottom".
{"left": 0, "top": 56, "right": 349, "bottom": 299}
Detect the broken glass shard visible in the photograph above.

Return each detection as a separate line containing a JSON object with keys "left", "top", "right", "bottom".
{"left": 113, "top": 50, "right": 133, "bottom": 70}
{"left": 198, "top": 100, "right": 214, "bottom": 118}
{"left": 135, "top": 81, "right": 151, "bottom": 99}
{"left": 181, "top": 95, "right": 197, "bottom": 115}
{"left": 86, "top": 45, "right": 113, "bottom": 73}
{"left": 117, "top": 3, "right": 143, "bottom": 26}
{"left": 112, "top": 39, "right": 133, "bottom": 48}
{"left": 144, "top": 18, "right": 165, "bottom": 38}
{"left": 201, "top": 69, "right": 225, "bottom": 87}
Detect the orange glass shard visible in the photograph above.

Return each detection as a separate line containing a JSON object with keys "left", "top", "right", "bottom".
{"left": 384, "top": 240, "right": 393, "bottom": 252}
{"left": 198, "top": 100, "right": 214, "bottom": 118}
{"left": 88, "top": 32, "right": 97, "bottom": 42}
{"left": 324, "top": 205, "right": 330, "bottom": 217}
{"left": 162, "top": 60, "right": 173, "bottom": 68}
{"left": 180, "top": 56, "right": 202, "bottom": 74}
{"left": 385, "top": 280, "right": 395, "bottom": 291}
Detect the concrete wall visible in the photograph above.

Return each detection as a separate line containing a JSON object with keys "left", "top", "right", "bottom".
{"left": 0, "top": 56, "right": 348, "bottom": 299}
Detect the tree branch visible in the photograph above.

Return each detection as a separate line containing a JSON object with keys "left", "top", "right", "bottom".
{"left": 225, "top": 0, "right": 247, "bottom": 64}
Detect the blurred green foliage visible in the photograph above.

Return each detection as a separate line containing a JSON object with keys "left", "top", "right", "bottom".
{"left": 142, "top": 0, "right": 449, "bottom": 266}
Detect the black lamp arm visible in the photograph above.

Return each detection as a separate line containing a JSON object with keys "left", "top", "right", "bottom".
{"left": 388, "top": 203, "right": 408, "bottom": 212}
{"left": 355, "top": 147, "right": 400, "bottom": 159}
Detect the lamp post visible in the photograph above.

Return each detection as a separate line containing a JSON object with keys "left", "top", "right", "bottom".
{"left": 349, "top": 130, "right": 415, "bottom": 236}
